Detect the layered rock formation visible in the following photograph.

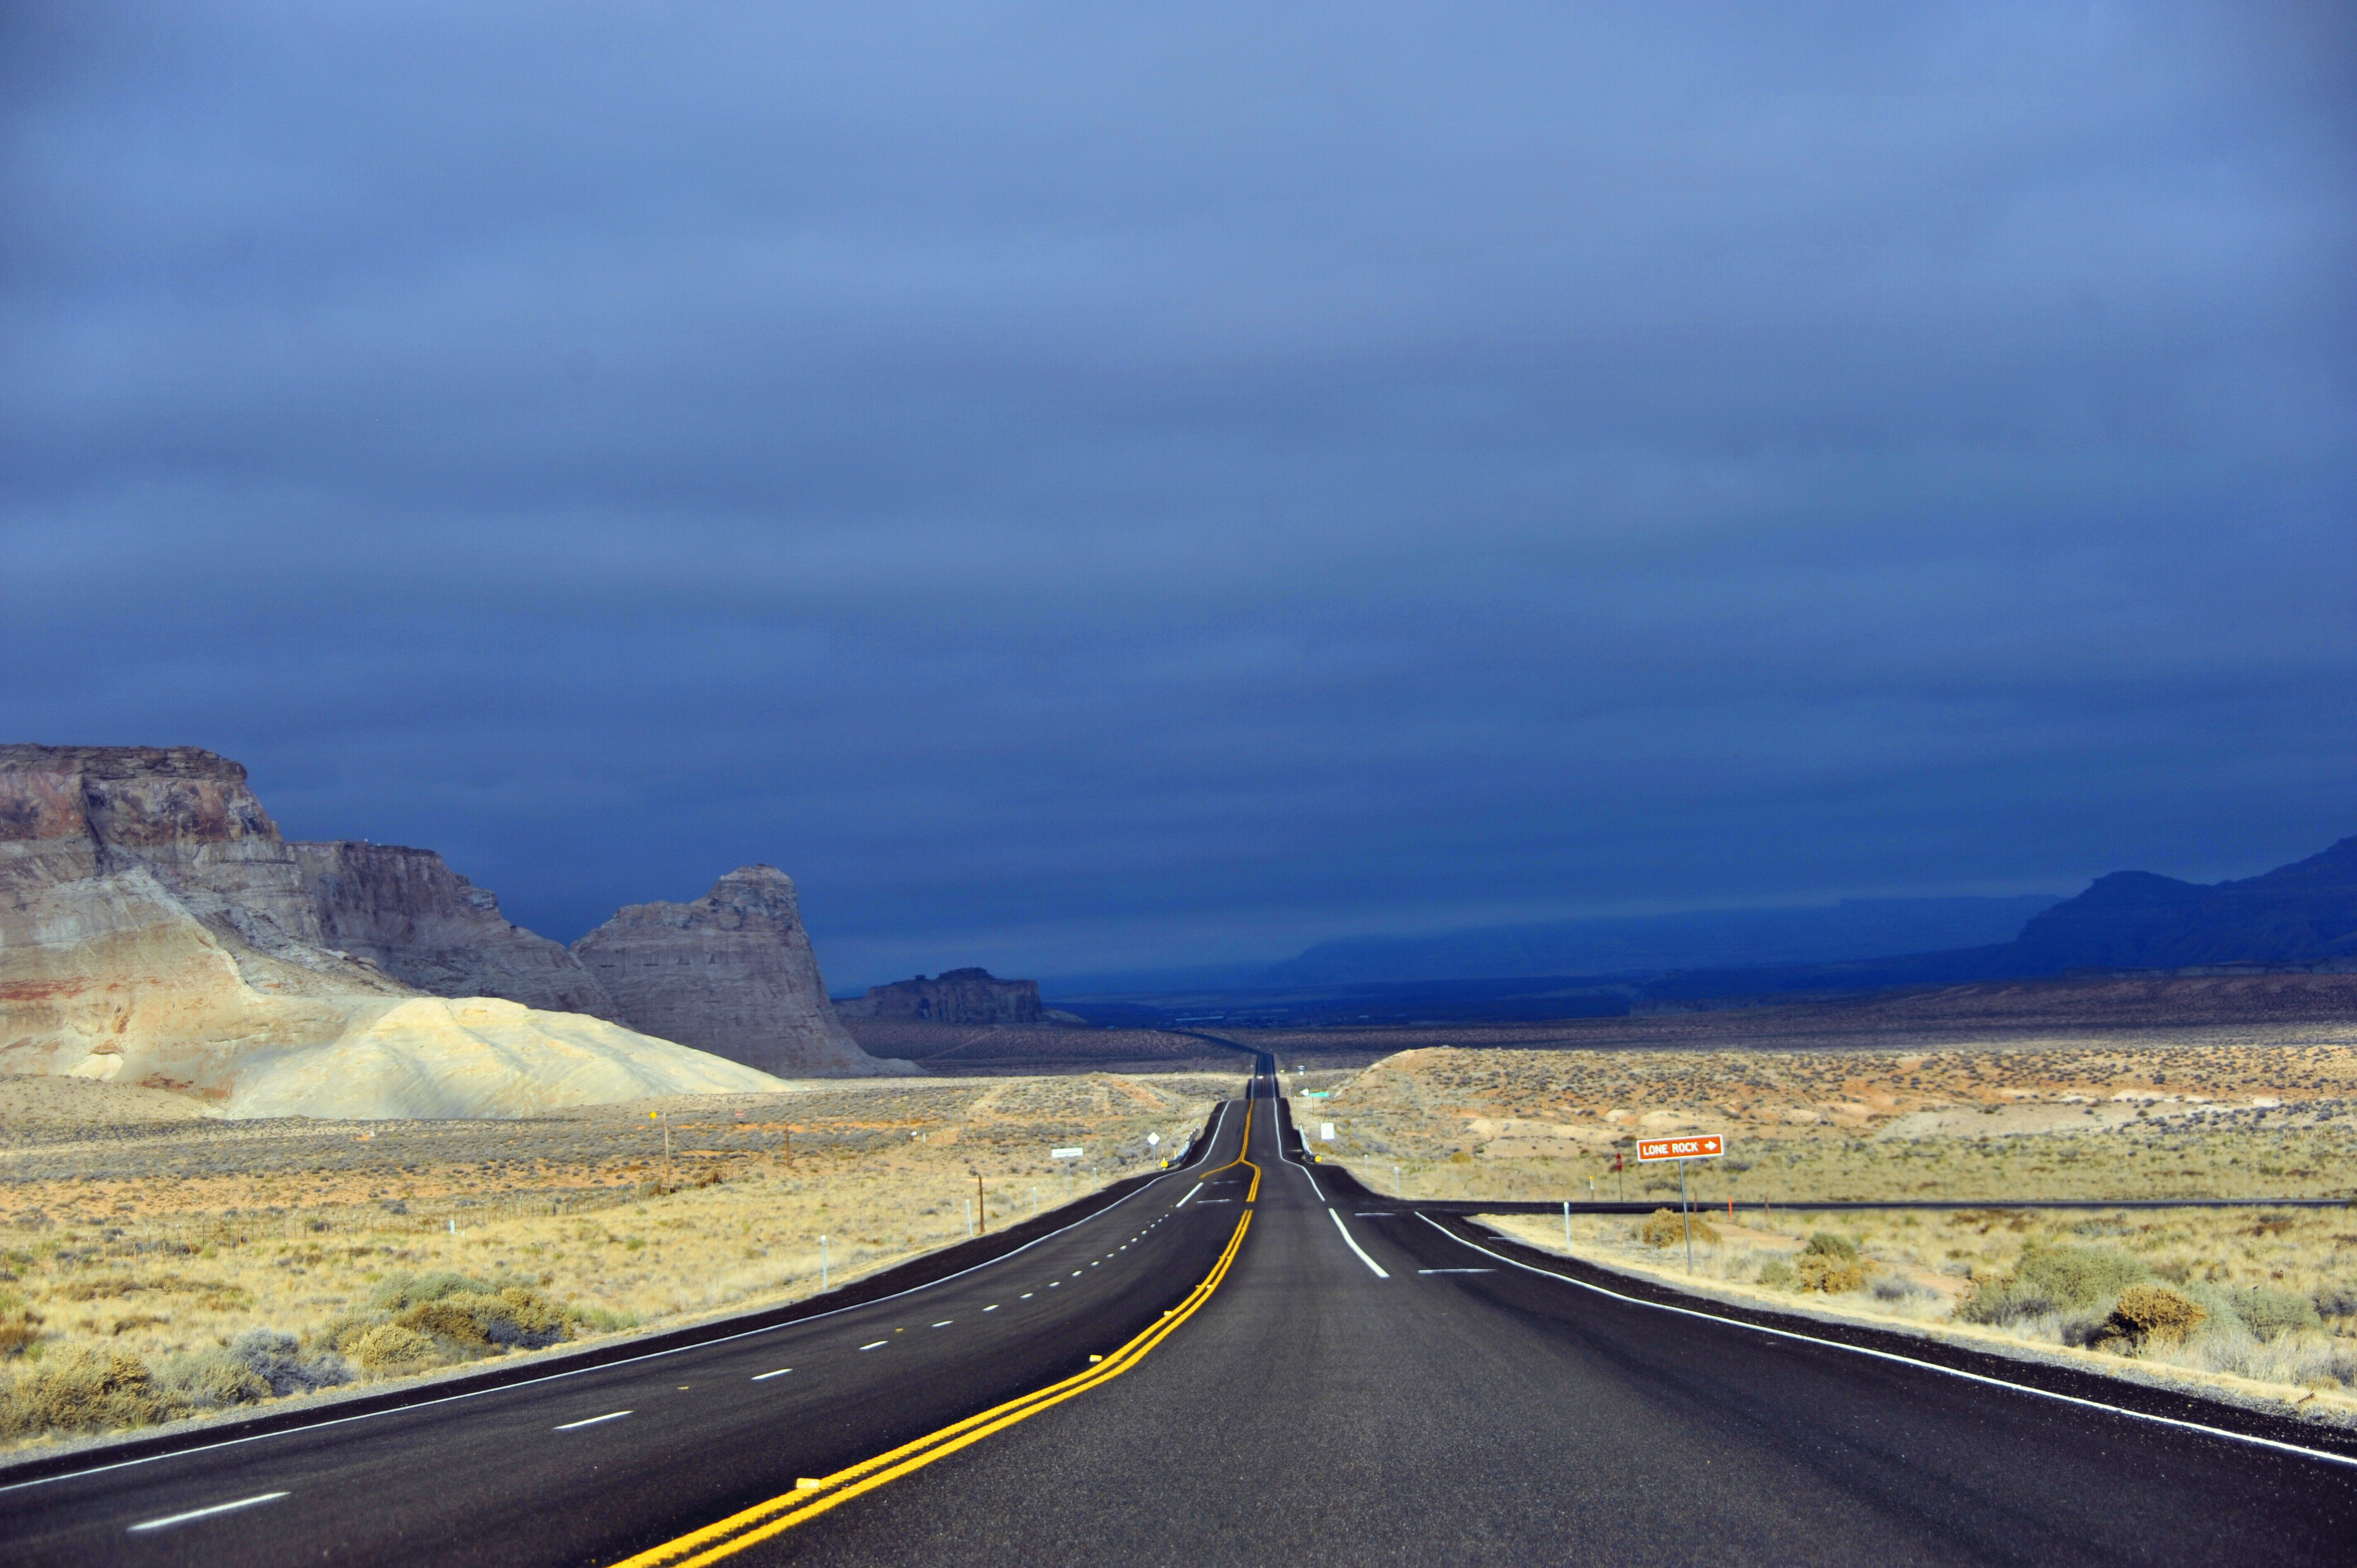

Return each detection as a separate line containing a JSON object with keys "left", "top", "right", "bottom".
{"left": 295, "top": 840, "right": 621, "bottom": 1018}
{"left": 573, "top": 867, "right": 913, "bottom": 1077}
{"left": 1, "top": 745, "right": 337, "bottom": 965}
{"left": 836, "top": 967, "right": 1049, "bottom": 1025}
{"left": 1, "top": 746, "right": 791, "bottom": 1117}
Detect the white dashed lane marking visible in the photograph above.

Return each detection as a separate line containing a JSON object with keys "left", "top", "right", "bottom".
{"left": 127, "top": 1492, "right": 290, "bottom": 1534}
{"left": 554, "top": 1411, "right": 634, "bottom": 1431}
{"left": 753, "top": 1369, "right": 791, "bottom": 1380}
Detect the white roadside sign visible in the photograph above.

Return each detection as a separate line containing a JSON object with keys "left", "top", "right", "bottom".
{"left": 1050, "top": 1147, "right": 1083, "bottom": 1160}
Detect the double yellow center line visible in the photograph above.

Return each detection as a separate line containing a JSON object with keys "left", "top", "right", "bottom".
{"left": 611, "top": 1100, "right": 1262, "bottom": 1567}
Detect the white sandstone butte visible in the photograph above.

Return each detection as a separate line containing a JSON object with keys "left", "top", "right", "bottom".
{"left": 0, "top": 745, "right": 895, "bottom": 1117}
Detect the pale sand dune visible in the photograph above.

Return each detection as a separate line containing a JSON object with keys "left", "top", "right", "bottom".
{"left": 3, "top": 870, "right": 793, "bottom": 1120}
{"left": 224, "top": 997, "right": 792, "bottom": 1120}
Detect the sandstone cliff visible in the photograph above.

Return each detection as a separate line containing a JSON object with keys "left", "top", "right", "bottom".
{"left": 1, "top": 746, "right": 791, "bottom": 1117}
{"left": 295, "top": 840, "right": 621, "bottom": 1019}
{"left": 574, "top": 866, "right": 914, "bottom": 1077}
{"left": 0, "top": 744, "right": 334, "bottom": 966}
{"left": 836, "top": 967, "right": 1050, "bottom": 1025}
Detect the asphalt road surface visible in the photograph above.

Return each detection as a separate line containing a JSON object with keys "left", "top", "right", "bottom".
{"left": 7, "top": 1062, "right": 2355, "bottom": 1565}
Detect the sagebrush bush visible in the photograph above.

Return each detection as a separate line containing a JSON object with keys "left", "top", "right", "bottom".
{"left": 2095, "top": 1285, "right": 2209, "bottom": 1353}
{"left": 1789, "top": 1233, "right": 1868, "bottom": 1293}
{"left": 395, "top": 1286, "right": 571, "bottom": 1352}
{"left": 1960, "top": 1245, "right": 2148, "bottom": 1326}
{"left": 222, "top": 1329, "right": 354, "bottom": 1396}
{"left": 2232, "top": 1288, "right": 2322, "bottom": 1339}
{"left": 1638, "top": 1209, "right": 1720, "bottom": 1249}
{"left": 349, "top": 1324, "right": 436, "bottom": 1371}
{"left": 157, "top": 1348, "right": 268, "bottom": 1410}
{"left": 369, "top": 1271, "right": 496, "bottom": 1312}
{"left": 1756, "top": 1258, "right": 1796, "bottom": 1289}
{"left": 0, "top": 1308, "right": 42, "bottom": 1360}
{"left": 0, "top": 1349, "right": 178, "bottom": 1438}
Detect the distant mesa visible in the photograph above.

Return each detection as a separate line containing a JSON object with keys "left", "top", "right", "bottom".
{"left": 0, "top": 745, "right": 904, "bottom": 1118}
{"left": 836, "top": 967, "right": 1079, "bottom": 1027}
{"left": 572, "top": 867, "right": 914, "bottom": 1079}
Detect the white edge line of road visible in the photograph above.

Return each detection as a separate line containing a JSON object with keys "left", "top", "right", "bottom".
{"left": 1327, "top": 1209, "right": 1391, "bottom": 1279}
{"left": 1420, "top": 1214, "right": 2357, "bottom": 1471}
{"left": 1273, "top": 1102, "right": 1327, "bottom": 1203}
{"left": 125, "top": 1489, "right": 289, "bottom": 1533}
{"left": 0, "top": 1097, "right": 1242, "bottom": 1498}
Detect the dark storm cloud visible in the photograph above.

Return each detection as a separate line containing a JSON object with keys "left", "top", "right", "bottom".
{"left": 4, "top": 2, "right": 2353, "bottom": 983}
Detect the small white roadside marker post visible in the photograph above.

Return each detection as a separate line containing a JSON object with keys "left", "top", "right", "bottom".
{"left": 1563, "top": 1199, "right": 1571, "bottom": 1252}
{"left": 820, "top": 1235, "right": 828, "bottom": 1291}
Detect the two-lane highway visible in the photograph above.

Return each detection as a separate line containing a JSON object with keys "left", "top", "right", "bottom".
{"left": 0, "top": 1085, "right": 1267, "bottom": 1566}
{"left": 745, "top": 1074, "right": 2357, "bottom": 1567}
{"left": 11, "top": 1060, "right": 2357, "bottom": 1565}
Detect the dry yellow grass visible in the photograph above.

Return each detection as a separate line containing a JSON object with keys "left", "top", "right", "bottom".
{"left": 1480, "top": 1203, "right": 2357, "bottom": 1430}
{"left": 1300, "top": 1043, "right": 2357, "bottom": 1204}
{"left": 0, "top": 1069, "right": 1238, "bottom": 1448}
{"left": 1286, "top": 1041, "right": 2357, "bottom": 1425}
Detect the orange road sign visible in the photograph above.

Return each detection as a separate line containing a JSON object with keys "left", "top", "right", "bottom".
{"left": 1635, "top": 1134, "right": 1725, "bottom": 1162}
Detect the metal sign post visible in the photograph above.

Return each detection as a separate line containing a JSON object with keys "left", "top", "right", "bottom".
{"left": 1634, "top": 1135, "right": 1728, "bottom": 1273}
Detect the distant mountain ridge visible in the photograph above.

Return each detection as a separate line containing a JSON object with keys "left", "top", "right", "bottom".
{"left": 1640, "top": 834, "right": 2357, "bottom": 1006}
{"left": 1258, "top": 895, "right": 2065, "bottom": 988}
{"left": 2009, "top": 837, "right": 2357, "bottom": 971}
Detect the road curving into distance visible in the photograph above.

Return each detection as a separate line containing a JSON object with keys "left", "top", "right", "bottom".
{"left": 6, "top": 1054, "right": 2356, "bottom": 1565}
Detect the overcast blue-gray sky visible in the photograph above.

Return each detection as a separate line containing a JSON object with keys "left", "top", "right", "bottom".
{"left": 4, "top": 2, "right": 2351, "bottom": 987}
